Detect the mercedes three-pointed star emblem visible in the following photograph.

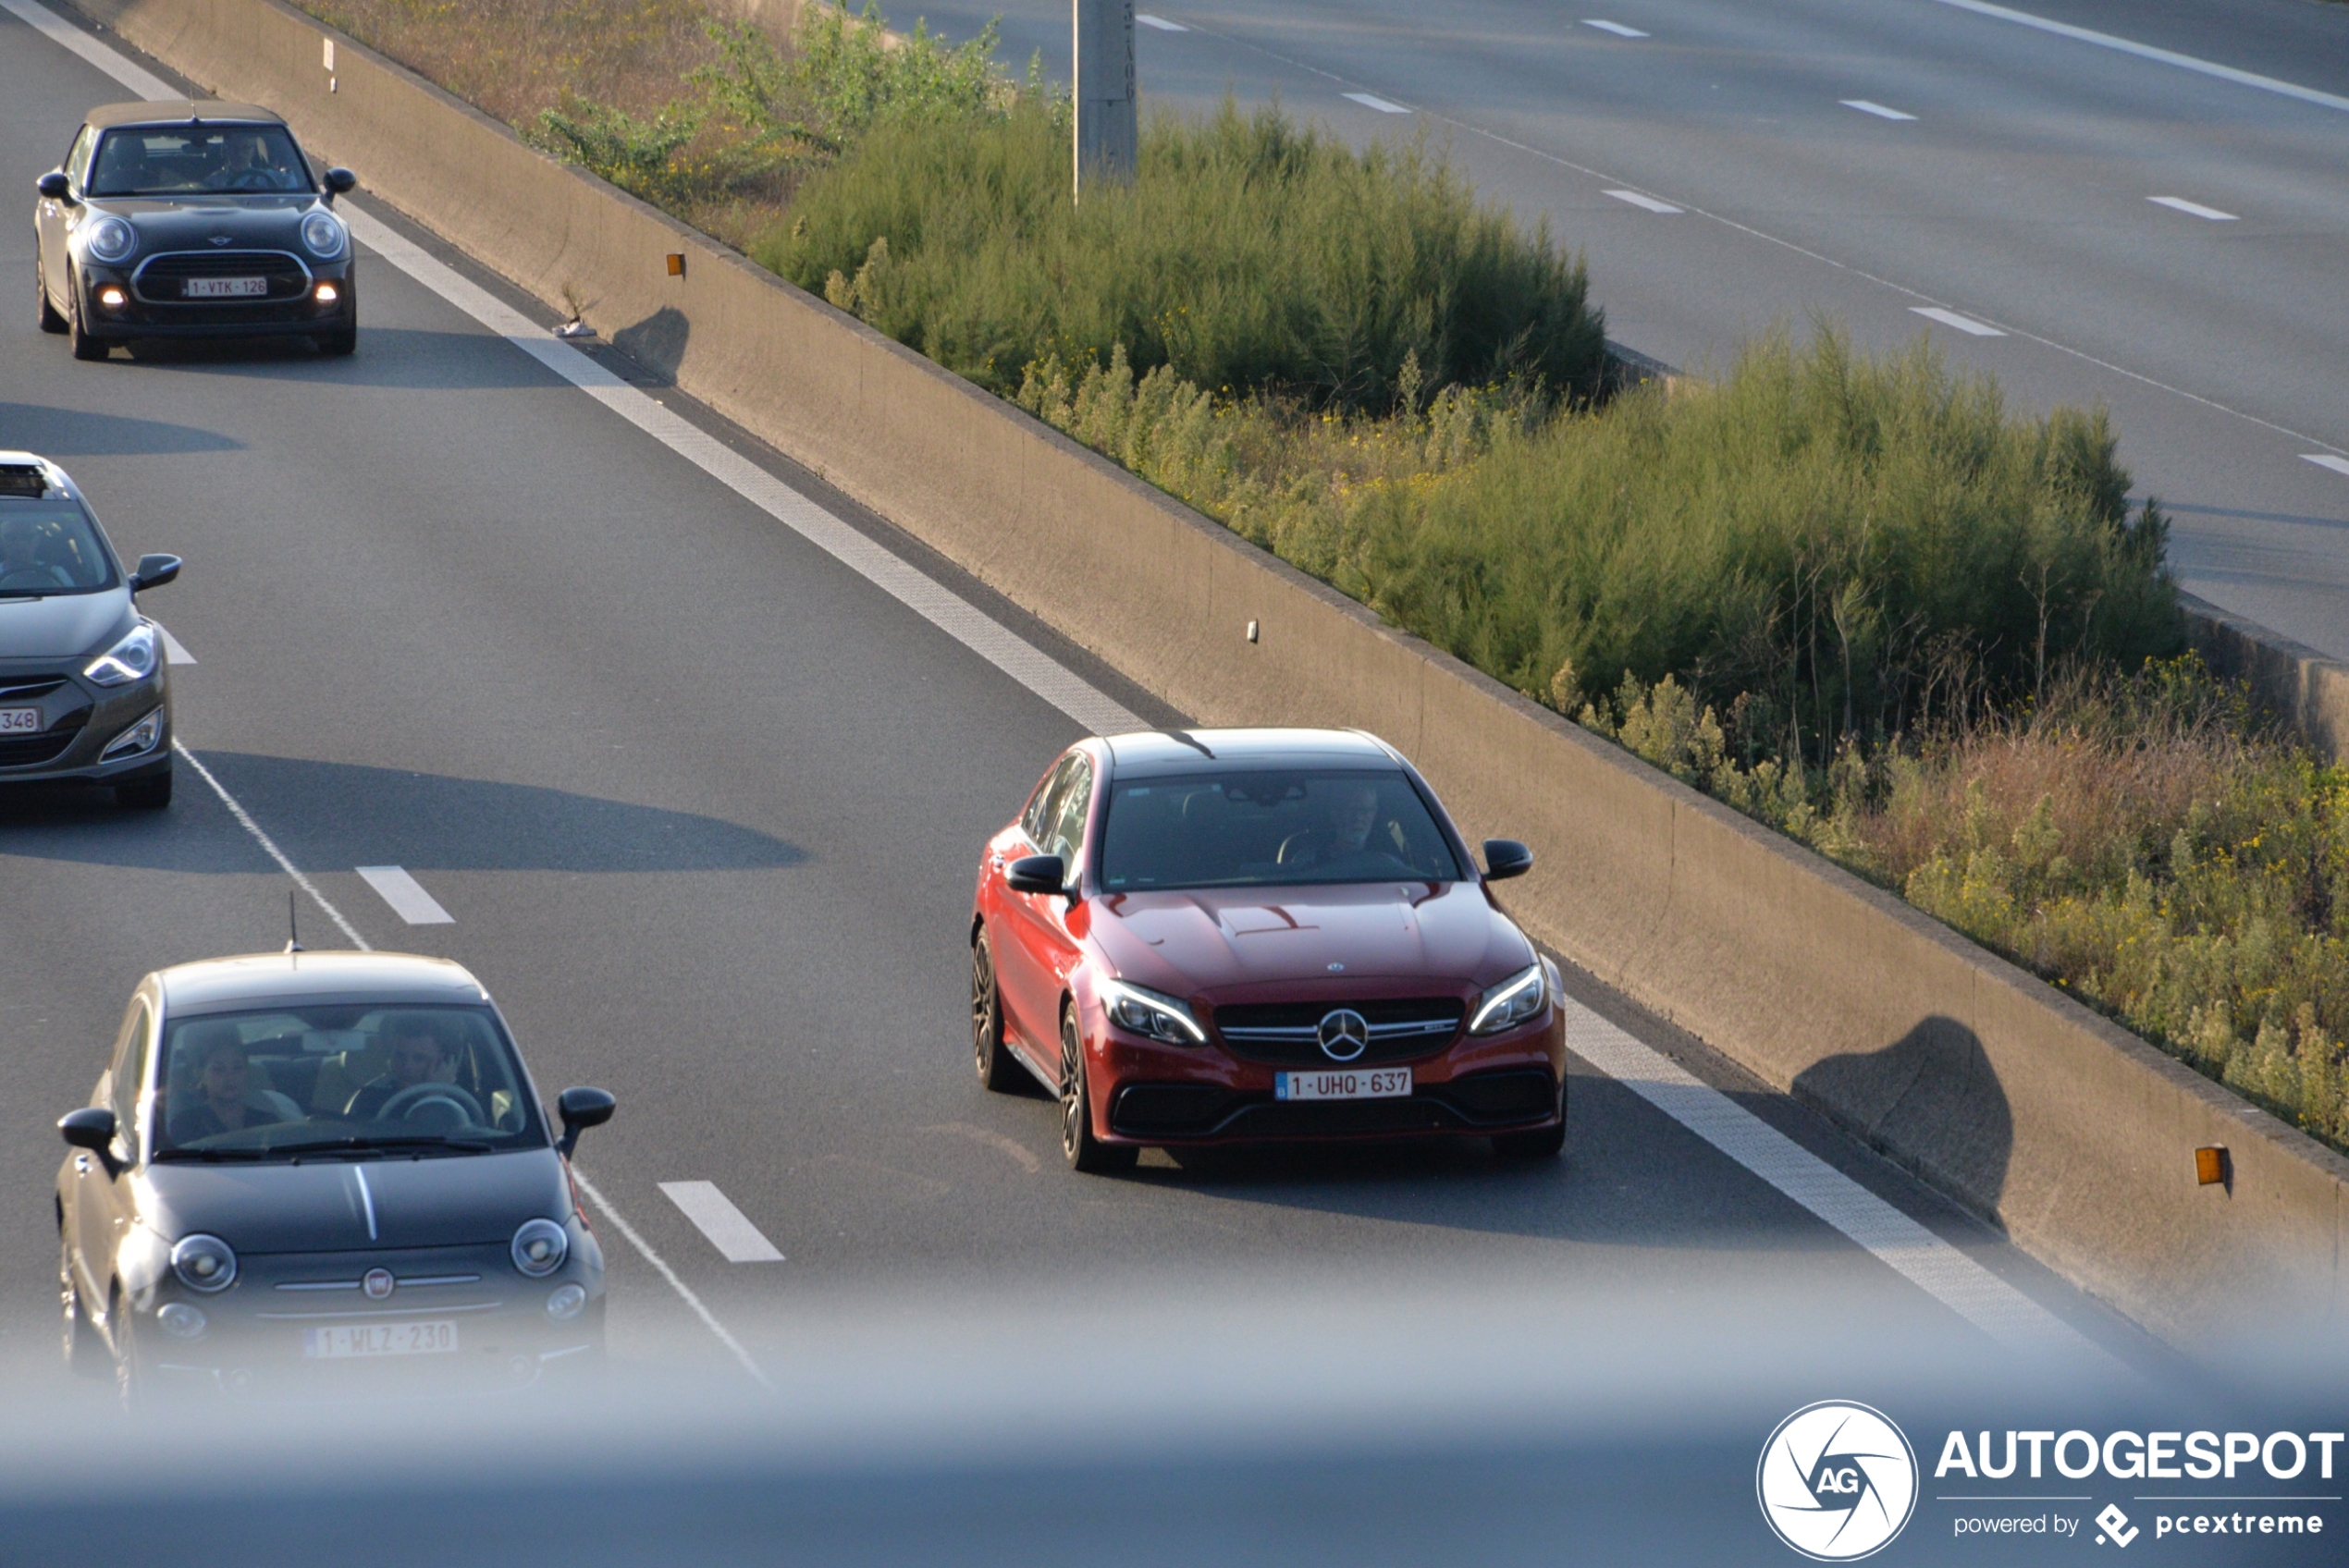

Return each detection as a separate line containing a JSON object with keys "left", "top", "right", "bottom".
{"left": 1316, "top": 1008, "right": 1370, "bottom": 1062}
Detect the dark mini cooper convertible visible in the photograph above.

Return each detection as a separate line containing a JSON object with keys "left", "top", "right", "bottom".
{"left": 56, "top": 951, "right": 617, "bottom": 1401}
{"left": 34, "top": 101, "right": 358, "bottom": 359}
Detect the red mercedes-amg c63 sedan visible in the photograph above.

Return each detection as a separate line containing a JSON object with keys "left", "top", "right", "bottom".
{"left": 969, "top": 728, "right": 1568, "bottom": 1171}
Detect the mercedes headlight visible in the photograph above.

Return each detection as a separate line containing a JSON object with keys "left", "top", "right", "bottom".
{"left": 300, "top": 211, "right": 348, "bottom": 260}
{"left": 169, "top": 1234, "right": 238, "bottom": 1293}
{"left": 1469, "top": 962, "right": 1547, "bottom": 1035}
{"left": 511, "top": 1219, "right": 569, "bottom": 1277}
{"left": 84, "top": 623, "right": 158, "bottom": 687}
{"left": 1101, "top": 978, "right": 1206, "bottom": 1044}
{"left": 83, "top": 214, "right": 136, "bottom": 263}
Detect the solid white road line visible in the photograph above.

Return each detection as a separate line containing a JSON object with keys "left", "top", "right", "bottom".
{"left": 1928, "top": 0, "right": 2349, "bottom": 117}
{"left": 0, "top": 0, "right": 174, "bottom": 95}
{"left": 1911, "top": 305, "right": 2007, "bottom": 337}
{"left": 1136, "top": 13, "right": 1187, "bottom": 31}
{"left": 174, "top": 742, "right": 371, "bottom": 949}
{"left": 2306, "top": 455, "right": 2349, "bottom": 478}
{"left": 1841, "top": 99, "right": 1918, "bottom": 121}
{"left": 354, "top": 864, "right": 454, "bottom": 925}
{"left": 1605, "top": 189, "right": 1683, "bottom": 214}
{"left": 1342, "top": 92, "right": 1413, "bottom": 114}
{"left": 1561, "top": 998, "right": 2102, "bottom": 1361}
{"left": 658, "top": 1182, "right": 787, "bottom": 1263}
{"left": 2148, "top": 195, "right": 2238, "bottom": 221}
{"left": 1582, "top": 19, "right": 1649, "bottom": 38}
{"left": 156, "top": 625, "right": 195, "bottom": 665}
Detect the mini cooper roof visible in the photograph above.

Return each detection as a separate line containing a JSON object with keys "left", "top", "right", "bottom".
{"left": 155, "top": 952, "right": 492, "bottom": 1016}
{"left": 83, "top": 100, "right": 287, "bottom": 131}
{"left": 1102, "top": 728, "right": 1405, "bottom": 778}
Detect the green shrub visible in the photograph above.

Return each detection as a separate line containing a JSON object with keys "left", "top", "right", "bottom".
{"left": 766, "top": 98, "right": 1606, "bottom": 411}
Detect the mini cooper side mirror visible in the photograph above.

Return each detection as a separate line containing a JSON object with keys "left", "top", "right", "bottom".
{"left": 131, "top": 554, "right": 181, "bottom": 592}
{"left": 555, "top": 1086, "right": 616, "bottom": 1158}
{"left": 1482, "top": 839, "right": 1534, "bottom": 881}
{"left": 1005, "top": 853, "right": 1067, "bottom": 896}
{"left": 323, "top": 166, "right": 357, "bottom": 197}
{"left": 37, "top": 171, "right": 70, "bottom": 201}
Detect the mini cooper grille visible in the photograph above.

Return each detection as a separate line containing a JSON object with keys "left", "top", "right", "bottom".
{"left": 0, "top": 708, "right": 86, "bottom": 767}
{"left": 1211, "top": 998, "right": 1466, "bottom": 1065}
{"left": 131, "top": 250, "right": 313, "bottom": 303}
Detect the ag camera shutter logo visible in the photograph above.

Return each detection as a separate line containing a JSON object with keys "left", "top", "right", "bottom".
{"left": 1757, "top": 1401, "right": 1919, "bottom": 1561}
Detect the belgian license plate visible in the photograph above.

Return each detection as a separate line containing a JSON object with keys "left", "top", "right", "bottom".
{"left": 0, "top": 707, "right": 39, "bottom": 734}
{"left": 184, "top": 276, "right": 267, "bottom": 298}
{"left": 301, "top": 1320, "right": 459, "bottom": 1359}
{"left": 1275, "top": 1067, "right": 1411, "bottom": 1101}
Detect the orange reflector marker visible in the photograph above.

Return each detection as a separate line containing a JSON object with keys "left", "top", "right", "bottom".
{"left": 2195, "top": 1146, "right": 2228, "bottom": 1186}
{"left": 665, "top": 252, "right": 685, "bottom": 276}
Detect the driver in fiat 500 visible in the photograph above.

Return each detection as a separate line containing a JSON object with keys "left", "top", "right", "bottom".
{"left": 344, "top": 1014, "right": 460, "bottom": 1121}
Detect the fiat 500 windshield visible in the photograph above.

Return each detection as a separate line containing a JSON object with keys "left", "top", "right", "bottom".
{"left": 0, "top": 506, "right": 117, "bottom": 596}
{"left": 89, "top": 125, "right": 314, "bottom": 195}
{"left": 149, "top": 1004, "right": 547, "bottom": 1160}
{"left": 1098, "top": 770, "right": 1464, "bottom": 891}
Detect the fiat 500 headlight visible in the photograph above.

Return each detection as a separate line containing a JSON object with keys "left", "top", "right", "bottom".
{"left": 1469, "top": 962, "right": 1547, "bottom": 1035}
{"left": 1101, "top": 978, "right": 1206, "bottom": 1044}
{"left": 83, "top": 214, "right": 136, "bottom": 263}
{"left": 169, "top": 1234, "right": 238, "bottom": 1293}
{"left": 84, "top": 623, "right": 158, "bottom": 687}
{"left": 300, "top": 211, "right": 347, "bottom": 260}
{"left": 511, "top": 1219, "right": 569, "bottom": 1277}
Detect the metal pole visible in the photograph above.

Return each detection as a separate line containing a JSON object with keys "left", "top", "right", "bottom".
{"left": 1073, "top": 0, "right": 1137, "bottom": 199}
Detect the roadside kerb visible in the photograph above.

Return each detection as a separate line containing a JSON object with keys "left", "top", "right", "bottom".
{"left": 77, "top": 0, "right": 2349, "bottom": 1347}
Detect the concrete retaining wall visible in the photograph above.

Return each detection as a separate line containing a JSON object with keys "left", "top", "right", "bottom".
{"left": 76, "top": 0, "right": 2349, "bottom": 1347}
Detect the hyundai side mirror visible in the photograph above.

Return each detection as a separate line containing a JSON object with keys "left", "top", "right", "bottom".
{"left": 130, "top": 554, "right": 180, "bottom": 592}
{"left": 322, "top": 167, "right": 357, "bottom": 198}
{"left": 1005, "top": 853, "right": 1067, "bottom": 896}
{"left": 1482, "top": 839, "right": 1534, "bottom": 881}
{"left": 37, "top": 170, "right": 70, "bottom": 201}
{"left": 555, "top": 1086, "right": 615, "bottom": 1158}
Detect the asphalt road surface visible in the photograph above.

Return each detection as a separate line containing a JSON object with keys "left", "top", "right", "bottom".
{"left": 0, "top": 2, "right": 2162, "bottom": 1406}
{"left": 905, "top": 0, "right": 2349, "bottom": 660}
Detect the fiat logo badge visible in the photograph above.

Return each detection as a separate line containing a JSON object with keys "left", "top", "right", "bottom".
{"left": 1316, "top": 1009, "right": 1370, "bottom": 1062}
{"left": 363, "top": 1268, "right": 394, "bottom": 1301}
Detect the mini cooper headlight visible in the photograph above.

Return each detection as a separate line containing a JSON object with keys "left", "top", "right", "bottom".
{"left": 84, "top": 623, "right": 158, "bottom": 687}
{"left": 300, "top": 211, "right": 348, "bottom": 260}
{"left": 1101, "top": 978, "right": 1207, "bottom": 1045}
{"left": 169, "top": 1234, "right": 238, "bottom": 1293}
{"left": 1469, "top": 962, "right": 1547, "bottom": 1035}
{"left": 511, "top": 1219, "right": 569, "bottom": 1277}
{"left": 83, "top": 214, "right": 136, "bottom": 263}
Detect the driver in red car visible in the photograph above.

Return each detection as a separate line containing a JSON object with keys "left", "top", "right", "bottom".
{"left": 345, "top": 1017, "right": 454, "bottom": 1120}
{"left": 1276, "top": 778, "right": 1384, "bottom": 872}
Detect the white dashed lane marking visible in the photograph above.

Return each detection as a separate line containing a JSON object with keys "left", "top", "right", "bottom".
{"left": 157, "top": 625, "right": 195, "bottom": 665}
{"left": 1136, "top": 12, "right": 1187, "bottom": 31}
{"left": 1342, "top": 92, "right": 1412, "bottom": 114}
{"left": 2306, "top": 455, "right": 2349, "bottom": 478}
{"left": 659, "top": 1182, "right": 786, "bottom": 1262}
{"left": 354, "top": 865, "right": 454, "bottom": 925}
{"left": 1911, "top": 305, "right": 2007, "bottom": 337}
{"left": 1605, "top": 189, "right": 1683, "bottom": 214}
{"left": 1582, "top": 19, "right": 1649, "bottom": 38}
{"left": 2148, "top": 195, "right": 2237, "bottom": 221}
{"left": 1842, "top": 99, "right": 1919, "bottom": 120}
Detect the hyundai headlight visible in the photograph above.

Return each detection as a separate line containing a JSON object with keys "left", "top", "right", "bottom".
{"left": 169, "top": 1234, "right": 238, "bottom": 1293}
{"left": 300, "top": 211, "right": 347, "bottom": 260}
{"left": 83, "top": 214, "right": 136, "bottom": 263}
{"left": 1469, "top": 962, "right": 1547, "bottom": 1035}
{"left": 511, "top": 1219, "right": 569, "bottom": 1277}
{"left": 84, "top": 623, "right": 158, "bottom": 687}
{"left": 1101, "top": 978, "right": 1206, "bottom": 1045}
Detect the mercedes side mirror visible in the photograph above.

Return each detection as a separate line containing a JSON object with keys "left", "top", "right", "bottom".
{"left": 555, "top": 1086, "right": 615, "bottom": 1158}
{"left": 37, "top": 171, "right": 70, "bottom": 201}
{"left": 130, "top": 554, "right": 181, "bottom": 592}
{"left": 1482, "top": 839, "right": 1534, "bottom": 881}
{"left": 1005, "top": 853, "right": 1067, "bottom": 896}
{"left": 322, "top": 167, "right": 357, "bottom": 198}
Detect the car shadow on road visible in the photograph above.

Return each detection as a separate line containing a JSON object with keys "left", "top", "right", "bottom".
{"left": 0, "top": 402, "right": 240, "bottom": 456}
{"left": 99, "top": 328, "right": 566, "bottom": 391}
{"left": 0, "top": 752, "right": 805, "bottom": 875}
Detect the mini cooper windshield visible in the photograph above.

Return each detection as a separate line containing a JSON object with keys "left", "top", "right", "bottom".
{"left": 150, "top": 1005, "right": 548, "bottom": 1160}
{"left": 0, "top": 506, "right": 116, "bottom": 596}
{"left": 89, "top": 125, "right": 314, "bottom": 195}
{"left": 1099, "top": 769, "right": 1464, "bottom": 892}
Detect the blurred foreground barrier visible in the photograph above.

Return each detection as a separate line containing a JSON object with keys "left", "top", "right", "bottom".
{"left": 83, "top": 0, "right": 2349, "bottom": 1347}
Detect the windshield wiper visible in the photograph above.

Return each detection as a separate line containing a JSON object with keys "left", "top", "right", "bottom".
{"left": 152, "top": 1145, "right": 274, "bottom": 1162}
{"left": 276, "top": 1134, "right": 494, "bottom": 1159}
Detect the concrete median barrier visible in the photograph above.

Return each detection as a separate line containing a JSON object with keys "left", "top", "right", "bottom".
{"left": 75, "top": 0, "right": 2349, "bottom": 1347}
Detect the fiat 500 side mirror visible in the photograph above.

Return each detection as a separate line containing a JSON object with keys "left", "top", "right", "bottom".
{"left": 59, "top": 1108, "right": 124, "bottom": 1176}
{"left": 131, "top": 554, "right": 181, "bottom": 592}
{"left": 37, "top": 171, "right": 70, "bottom": 201}
{"left": 1482, "top": 839, "right": 1534, "bottom": 880}
{"left": 1005, "top": 853, "right": 1067, "bottom": 895}
{"left": 555, "top": 1086, "right": 615, "bottom": 1158}
{"left": 322, "top": 167, "right": 357, "bottom": 197}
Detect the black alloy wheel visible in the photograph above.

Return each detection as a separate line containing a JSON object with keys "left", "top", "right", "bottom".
{"left": 116, "top": 765, "right": 172, "bottom": 811}
{"left": 1060, "top": 1008, "right": 1134, "bottom": 1174}
{"left": 67, "top": 269, "right": 108, "bottom": 361}
{"left": 37, "top": 259, "right": 67, "bottom": 334}
{"left": 971, "top": 932, "right": 1020, "bottom": 1092}
{"left": 59, "top": 1232, "right": 102, "bottom": 1378}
